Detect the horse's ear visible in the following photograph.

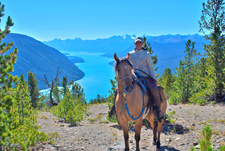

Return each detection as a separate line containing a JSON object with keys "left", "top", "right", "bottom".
{"left": 126, "top": 53, "right": 129, "bottom": 59}
{"left": 114, "top": 53, "right": 119, "bottom": 62}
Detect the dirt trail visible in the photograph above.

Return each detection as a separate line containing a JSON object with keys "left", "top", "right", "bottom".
{"left": 36, "top": 103, "right": 225, "bottom": 151}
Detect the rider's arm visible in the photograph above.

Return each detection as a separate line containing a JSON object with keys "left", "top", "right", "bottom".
{"left": 146, "top": 53, "right": 156, "bottom": 80}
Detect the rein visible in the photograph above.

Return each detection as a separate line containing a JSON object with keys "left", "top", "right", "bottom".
{"left": 123, "top": 86, "right": 145, "bottom": 120}
{"left": 135, "top": 69, "right": 156, "bottom": 82}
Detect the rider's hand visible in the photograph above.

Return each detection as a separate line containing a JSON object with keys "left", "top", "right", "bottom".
{"left": 155, "top": 80, "right": 159, "bottom": 86}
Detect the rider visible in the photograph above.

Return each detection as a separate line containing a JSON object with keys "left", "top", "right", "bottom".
{"left": 109, "top": 36, "right": 164, "bottom": 122}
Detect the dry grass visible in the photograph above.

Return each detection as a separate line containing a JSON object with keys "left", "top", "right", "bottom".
{"left": 41, "top": 115, "right": 48, "bottom": 119}
{"left": 189, "top": 126, "right": 195, "bottom": 131}
{"left": 88, "top": 114, "right": 103, "bottom": 124}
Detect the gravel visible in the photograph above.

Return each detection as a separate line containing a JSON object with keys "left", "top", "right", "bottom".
{"left": 35, "top": 103, "right": 225, "bottom": 151}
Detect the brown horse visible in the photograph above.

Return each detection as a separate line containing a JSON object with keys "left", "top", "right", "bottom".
{"left": 114, "top": 53, "right": 167, "bottom": 151}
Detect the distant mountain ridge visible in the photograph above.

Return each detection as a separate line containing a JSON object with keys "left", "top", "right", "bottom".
{"left": 44, "top": 34, "right": 208, "bottom": 75}
{"left": 43, "top": 35, "right": 136, "bottom": 53}
{"left": 4, "top": 33, "right": 85, "bottom": 89}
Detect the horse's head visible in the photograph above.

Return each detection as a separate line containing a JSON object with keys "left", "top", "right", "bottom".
{"left": 114, "top": 53, "right": 134, "bottom": 94}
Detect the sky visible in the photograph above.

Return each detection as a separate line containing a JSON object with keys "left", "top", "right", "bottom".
{"left": 1, "top": 0, "right": 205, "bottom": 41}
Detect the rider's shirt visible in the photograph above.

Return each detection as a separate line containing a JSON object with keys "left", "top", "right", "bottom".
{"left": 128, "top": 48, "right": 156, "bottom": 80}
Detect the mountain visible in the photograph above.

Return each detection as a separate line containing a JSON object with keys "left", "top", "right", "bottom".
{"left": 44, "top": 34, "right": 208, "bottom": 75}
{"left": 43, "top": 34, "right": 136, "bottom": 53}
{"left": 3, "top": 33, "right": 85, "bottom": 89}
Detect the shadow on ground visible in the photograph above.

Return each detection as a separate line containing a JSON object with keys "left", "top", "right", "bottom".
{"left": 109, "top": 120, "right": 180, "bottom": 135}
{"left": 159, "top": 146, "right": 180, "bottom": 151}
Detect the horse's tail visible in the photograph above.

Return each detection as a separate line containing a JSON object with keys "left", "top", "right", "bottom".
{"left": 158, "top": 86, "right": 167, "bottom": 103}
{"left": 146, "top": 88, "right": 155, "bottom": 113}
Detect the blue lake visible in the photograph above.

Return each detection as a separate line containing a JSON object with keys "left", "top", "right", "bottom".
{"left": 62, "top": 51, "right": 115, "bottom": 102}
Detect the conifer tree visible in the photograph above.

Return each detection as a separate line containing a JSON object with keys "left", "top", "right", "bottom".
{"left": 199, "top": 0, "right": 225, "bottom": 102}
{"left": 159, "top": 68, "right": 174, "bottom": 97}
{"left": 182, "top": 40, "right": 199, "bottom": 101}
{"left": 62, "top": 76, "right": 68, "bottom": 96}
{"left": 170, "top": 40, "right": 199, "bottom": 103}
{"left": 0, "top": 2, "right": 18, "bottom": 149}
{"left": 14, "top": 73, "right": 34, "bottom": 125}
{"left": 71, "top": 82, "right": 86, "bottom": 104}
{"left": 52, "top": 76, "right": 60, "bottom": 103}
{"left": 0, "top": 3, "right": 48, "bottom": 150}
{"left": 28, "top": 71, "right": 40, "bottom": 108}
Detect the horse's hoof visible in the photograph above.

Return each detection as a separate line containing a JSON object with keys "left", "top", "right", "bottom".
{"left": 153, "top": 141, "right": 157, "bottom": 145}
{"left": 157, "top": 141, "right": 161, "bottom": 149}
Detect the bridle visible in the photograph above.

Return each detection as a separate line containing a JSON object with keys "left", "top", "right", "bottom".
{"left": 115, "top": 59, "right": 135, "bottom": 95}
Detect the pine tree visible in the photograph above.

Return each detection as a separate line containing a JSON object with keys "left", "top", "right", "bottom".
{"left": 28, "top": 71, "right": 40, "bottom": 108}
{"left": 15, "top": 74, "right": 31, "bottom": 124}
{"left": 0, "top": 2, "right": 18, "bottom": 149}
{"left": 170, "top": 40, "right": 199, "bottom": 103}
{"left": 71, "top": 82, "right": 86, "bottom": 103}
{"left": 52, "top": 76, "right": 61, "bottom": 103}
{"left": 62, "top": 76, "right": 68, "bottom": 96}
{"left": 159, "top": 68, "right": 174, "bottom": 97}
{"left": 10, "top": 73, "right": 48, "bottom": 150}
{"left": 182, "top": 40, "right": 199, "bottom": 101}
{"left": 199, "top": 0, "right": 225, "bottom": 102}
{"left": 0, "top": 3, "right": 48, "bottom": 150}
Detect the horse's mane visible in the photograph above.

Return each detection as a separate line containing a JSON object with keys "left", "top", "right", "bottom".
{"left": 114, "top": 57, "right": 133, "bottom": 71}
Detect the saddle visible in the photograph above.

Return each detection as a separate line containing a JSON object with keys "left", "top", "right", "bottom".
{"left": 132, "top": 73, "right": 148, "bottom": 96}
{"left": 133, "top": 72, "right": 166, "bottom": 103}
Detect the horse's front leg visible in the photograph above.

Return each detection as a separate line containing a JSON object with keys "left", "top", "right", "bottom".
{"left": 121, "top": 122, "right": 129, "bottom": 151}
{"left": 135, "top": 120, "right": 142, "bottom": 151}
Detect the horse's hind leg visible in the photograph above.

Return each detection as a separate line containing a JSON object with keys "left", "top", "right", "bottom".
{"left": 148, "top": 114, "right": 157, "bottom": 145}
{"left": 153, "top": 120, "right": 158, "bottom": 146}
{"left": 150, "top": 118, "right": 162, "bottom": 149}
{"left": 135, "top": 121, "right": 142, "bottom": 151}
{"left": 121, "top": 122, "right": 129, "bottom": 151}
{"left": 156, "top": 119, "right": 164, "bottom": 149}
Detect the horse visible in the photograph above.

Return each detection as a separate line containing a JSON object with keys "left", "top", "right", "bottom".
{"left": 113, "top": 53, "right": 167, "bottom": 151}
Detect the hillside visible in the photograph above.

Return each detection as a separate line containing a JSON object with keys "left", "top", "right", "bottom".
{"left": 4, "top": 33, "right": 85, "bottom": 89}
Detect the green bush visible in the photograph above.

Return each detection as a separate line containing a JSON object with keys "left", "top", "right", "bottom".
{"left": 50, "top": 90, "right": 86, "bottom": 125}
{"left": 0, "top": 74, "right": 48, "bottom": 150}
{"left": 189, "top": 88, "right": 213, "bottom": 105}
{"left": 190, "top": 124, "right": 225, "bottom": 151}
{"left": 168, "top": 91, "right": 181, "bottom": 104}
{"left": 106, "top": 77, "right": 118, "bottom": 123}
{"left": 165, "top": 111, "right": 176, "bottom": 123}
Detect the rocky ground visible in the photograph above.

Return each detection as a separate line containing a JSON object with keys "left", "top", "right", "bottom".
{"left": 35, "top": 103, "right": 225, "bottom": 151}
